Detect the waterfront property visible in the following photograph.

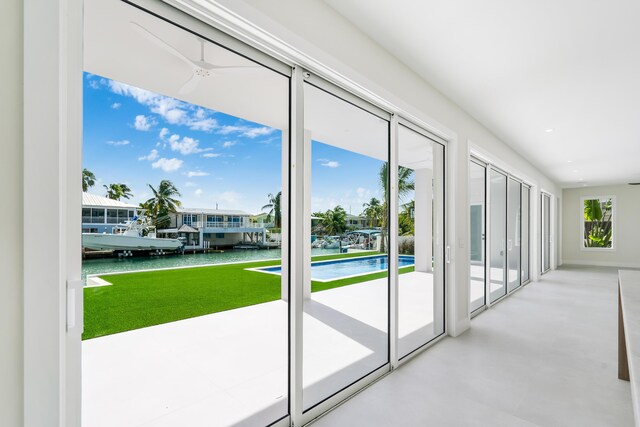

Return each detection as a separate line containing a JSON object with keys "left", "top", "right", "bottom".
{"left": 81, "top": 192, "right": 138, "bottom": 234}
{"left": 157, "top": 207, "right": 274, "bottom": 250}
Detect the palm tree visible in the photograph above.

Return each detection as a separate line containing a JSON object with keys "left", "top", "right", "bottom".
{"left": 377, "top": 163, "right": 415, "bottom": 251}
{"left": 82, "top": 168, "right": 96, "bottom": 192}
{"left": 103, "top": 183, "right": 133, "bottom": 200}
{"left": 261, "top": 191, "right": 282, "bottom": 228}
{"left": 322, "top": 205, "right": 347, "bottom": 235}
{"left": 362, "top": 197, "right": 382, "bottom": 227}
{"left": 144, "top": 180, "right": 182, "bottom": 228}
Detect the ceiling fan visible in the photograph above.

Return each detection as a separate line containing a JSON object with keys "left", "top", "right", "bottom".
{"left": 130, "top": 22, "right": 256, "bottom": 95}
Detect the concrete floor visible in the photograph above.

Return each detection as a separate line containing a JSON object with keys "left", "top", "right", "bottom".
{"left": 312, "top": 266, "right": 634, "bottom": 427}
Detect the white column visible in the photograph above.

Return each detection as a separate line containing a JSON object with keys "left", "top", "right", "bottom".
{"left": 414, "top": 168, "right": 433, "bottom": 273}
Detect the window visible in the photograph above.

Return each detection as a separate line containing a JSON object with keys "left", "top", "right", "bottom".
{"left": 183, "top": 214, "right": 196, "bottom": 226}
{"left": 82, "top": 208, "right": 91, "bottom": 224}
{"left": 581, "top": 196, "right": 615, "bottom": 250}
{"left": 91, "top": 208, "right": 105, "bottom": 224}
{"left": 106, "top": 209, "right": 118, "bottom": 224}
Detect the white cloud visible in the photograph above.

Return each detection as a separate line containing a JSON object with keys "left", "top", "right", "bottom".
{"left": 88, "top": 80, "right": 100, "bottom": 90}
{"left": 111, "top": 102, "right": 121, "bottom": 109}
{"left": 243, "top": 126, "right": 275, "bottom": 138}
{"left": 194, "top": 189, "right": 203, "bottom": 197}
{"left": 321, "top": 160, "right": 340, "bottom": 168}
{"left": 108, "top": 80, "right": 218, "bottom": 131}
{"left": 201, "top": 153, "right": 221, "bottom": 158}
{"left": 169, "top": 135, "right": 210, "bottom": 155}
{"left": 151, "top": 157, "right": 183, "bottom": 172}
{"left": 184, "top": 181, "right": 196, "bottom": 187}
{"left": 217, "top": 125, "right": 276, "bottom": 138}
{"left": 159, "top": 127, "right": 169, "bottom": 139}
{"left": 222, "top": 141, "right": 236, "bottom": 148}
{"left": 138, "top": 149, "right": 159, "bottom": 161}
{"left": 134, "top": 115, "right": 154, "bottom": 131}
{"left": 185, "top": 170, "right": 209, "bottom": 178}
{"left": 106, "top": 140, "right": 130, "bottom": 146}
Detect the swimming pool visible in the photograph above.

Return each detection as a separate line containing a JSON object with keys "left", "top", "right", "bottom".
{"left": 253, "top": 254, "right": 415, "bottom": 281}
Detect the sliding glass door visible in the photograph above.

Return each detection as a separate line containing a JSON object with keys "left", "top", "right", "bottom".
{"left": 521, "top": 186, "right": 530, "bottom": 283}
{"left": 469, "top": 160, "right": 486, "bottom": 312}
{"left": 489, "top": 169, "right": 507, "bottom": 303}
{"left": 303, "top": 82, "right": 390, "bottom": 411}
{"left": 541, "top": 193, "right": 552, "bottom": 273}
{"left": 397, "top": 123, "right": 445, "bottom": 358}
{"left": 506, "top": 178, "right": 521, "bottom": 293}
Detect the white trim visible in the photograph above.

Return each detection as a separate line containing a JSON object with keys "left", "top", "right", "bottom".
{"left": 579, "top": 195, "right": 617, "bottom": 252}
{"left": 389, "top": 113, "right": 399, "bottom": 369}
{"left": 24, "top": 0, "right": 83, "bottom": 425}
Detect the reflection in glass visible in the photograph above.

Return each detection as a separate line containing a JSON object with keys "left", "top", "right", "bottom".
{"left": 469, "top": 161, "right": 486, "bottom": 312}
{"left": 521, "top": 187, "right": 530, "bottom": 282}
{"left": 397, "top": 125, "right": 445, "bottom": 358}
{"left": 489, "top": 170, "right": 507, "bottom": 302}
{"left": 506, "top": 178, "right": 521, "bottom": 292}
{"left": 303, "top": 82, "right": 389, "bottom": 410}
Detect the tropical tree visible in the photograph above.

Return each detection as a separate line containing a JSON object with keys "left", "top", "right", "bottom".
{"left": 362, "top": 197, "right": 383, "bottom": 227}
{"left": 399, "top": 200, "right": 415, "bottom": 236}
{"left": 144, "top": 180, "right": 182, "bottom": 228}
{"left": 82, "top": 168, "right": 96, "bottom": 192}
{"left": 377, "top": 163, "right": 415, "bottom": 251}
{"left": 322, "top": 205, "right": 347, "bottom": 235}
{"left": 103, "top": 183, "right": 133, "bottom": 200}
{"left": 584, "top": 198, "right": 613, "bottom": 248}
{"left": 261, "top": 191, "right": 282, "bottom": 228}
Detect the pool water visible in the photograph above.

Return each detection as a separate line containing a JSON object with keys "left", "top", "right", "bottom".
{"left": 258, "top": 255, "right": 415, "bottom": 281}
{"left": 82, "top": 248, "right": 339, "bottom": 284}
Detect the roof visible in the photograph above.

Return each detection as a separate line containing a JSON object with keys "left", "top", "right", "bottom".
{"left": 82, "top": 192, "right": 138, "bottom": 208}
{"left": 177, "top": 224, "right": 199, "bottom": 233}
{"left": 177, "top": 207, "right": 250, "bottom": 216}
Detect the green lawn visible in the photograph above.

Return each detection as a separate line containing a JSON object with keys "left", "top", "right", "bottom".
{"left": 84, "top": 252, "right": 413, "bottom": 340}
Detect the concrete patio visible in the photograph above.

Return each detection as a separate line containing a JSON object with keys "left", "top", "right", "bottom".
{"left": 82, "top": 272, "right": 440, "bottom": 426}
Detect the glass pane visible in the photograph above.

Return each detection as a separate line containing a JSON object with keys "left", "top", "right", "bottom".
{"left": 82, "top": 1, "right": 289, "bottom": 425}
{"left": 543, "top": 194, "right": 551, "bottom": 272}
{"left": 469, "top": 161, "right": 486, "bottom": 312}
{"left": 303, "top": 82, "right": 389, "bottom": 410}
{"left": 582, "top": 197, "right": 613, "bottom": 249}
{"left": 106, "top": 209, "right": 118, "bottom": 224}
{"left": 506, "top": 178, "right": 521, "bottom": 292}
{"left": 489, "top": 170, "right": 507, "bottom": 302}
{"left": 91, "top": 208, "right": 105, "bottom": 224}
{"left": 397, "top": 125, "right": 445, "bottom": 358}
{"left": 521, "top": 187, "right": 530, "bottom": 282}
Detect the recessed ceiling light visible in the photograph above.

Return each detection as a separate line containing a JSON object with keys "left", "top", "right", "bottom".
{"left": 573, "top": 170, "right": 579, "bottom": 173}
{"left": 567, "top": 160, "right": 573, "bottom": 163}
{"left": 545, "top": 128, "right": 554, "bottom": 133}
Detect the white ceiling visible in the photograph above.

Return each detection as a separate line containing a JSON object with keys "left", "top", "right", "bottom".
{"left": 324, "top": 0, "right": 640, "bottom": 187}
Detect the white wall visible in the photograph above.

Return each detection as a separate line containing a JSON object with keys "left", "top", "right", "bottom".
{"left": 210, "top": 0, "right": 561, "bottom": 334}
{"left": 0, "top": 0, "right": 23, "bottom": 425}
{"left": 563, "top": 184, "right": 640, "bottom": 268}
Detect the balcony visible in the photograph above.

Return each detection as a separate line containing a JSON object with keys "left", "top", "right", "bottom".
{"left": 188, "top": 221, "right": 275, "bottom": 231}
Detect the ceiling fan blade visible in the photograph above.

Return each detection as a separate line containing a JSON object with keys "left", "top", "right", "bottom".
{"left": 130, "top": 21, "right": 195, "bottom": 69}
{"left": 178, "top": 72, "right": 204, "bottom": 95}
{"left": 196, "top": 61, "right": 259, "bottom": 71}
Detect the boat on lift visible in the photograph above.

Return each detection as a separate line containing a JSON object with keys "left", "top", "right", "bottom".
{"left": 82, "top": 215, "right": 183, "bottom": 252}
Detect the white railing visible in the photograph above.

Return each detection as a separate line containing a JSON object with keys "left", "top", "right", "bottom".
{"left": 189, "top": 221, "right": 274, "bottom": 229}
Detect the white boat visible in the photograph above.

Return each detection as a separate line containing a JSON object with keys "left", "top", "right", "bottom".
{"left": 82, "top": 216, "right": 183, "bottom": 252}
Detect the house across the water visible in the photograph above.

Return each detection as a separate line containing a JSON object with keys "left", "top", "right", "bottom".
{"left": 158, "top": 207, "right": 273, "bottom": 249}
{"left": 82, "top": 192, "right": 138, "bottom": 234}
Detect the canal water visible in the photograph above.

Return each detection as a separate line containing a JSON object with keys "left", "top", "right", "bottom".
{"left": 82, "top": 248, "right": 340, "bottom": 283}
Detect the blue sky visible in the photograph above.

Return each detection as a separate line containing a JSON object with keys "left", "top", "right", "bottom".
{"left": 83, "top": 72, "right": 384, "bottom": 214}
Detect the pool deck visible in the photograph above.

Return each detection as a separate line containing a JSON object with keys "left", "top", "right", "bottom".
{"left": 82, "top": 271, "right": 437, "bottom": 427}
